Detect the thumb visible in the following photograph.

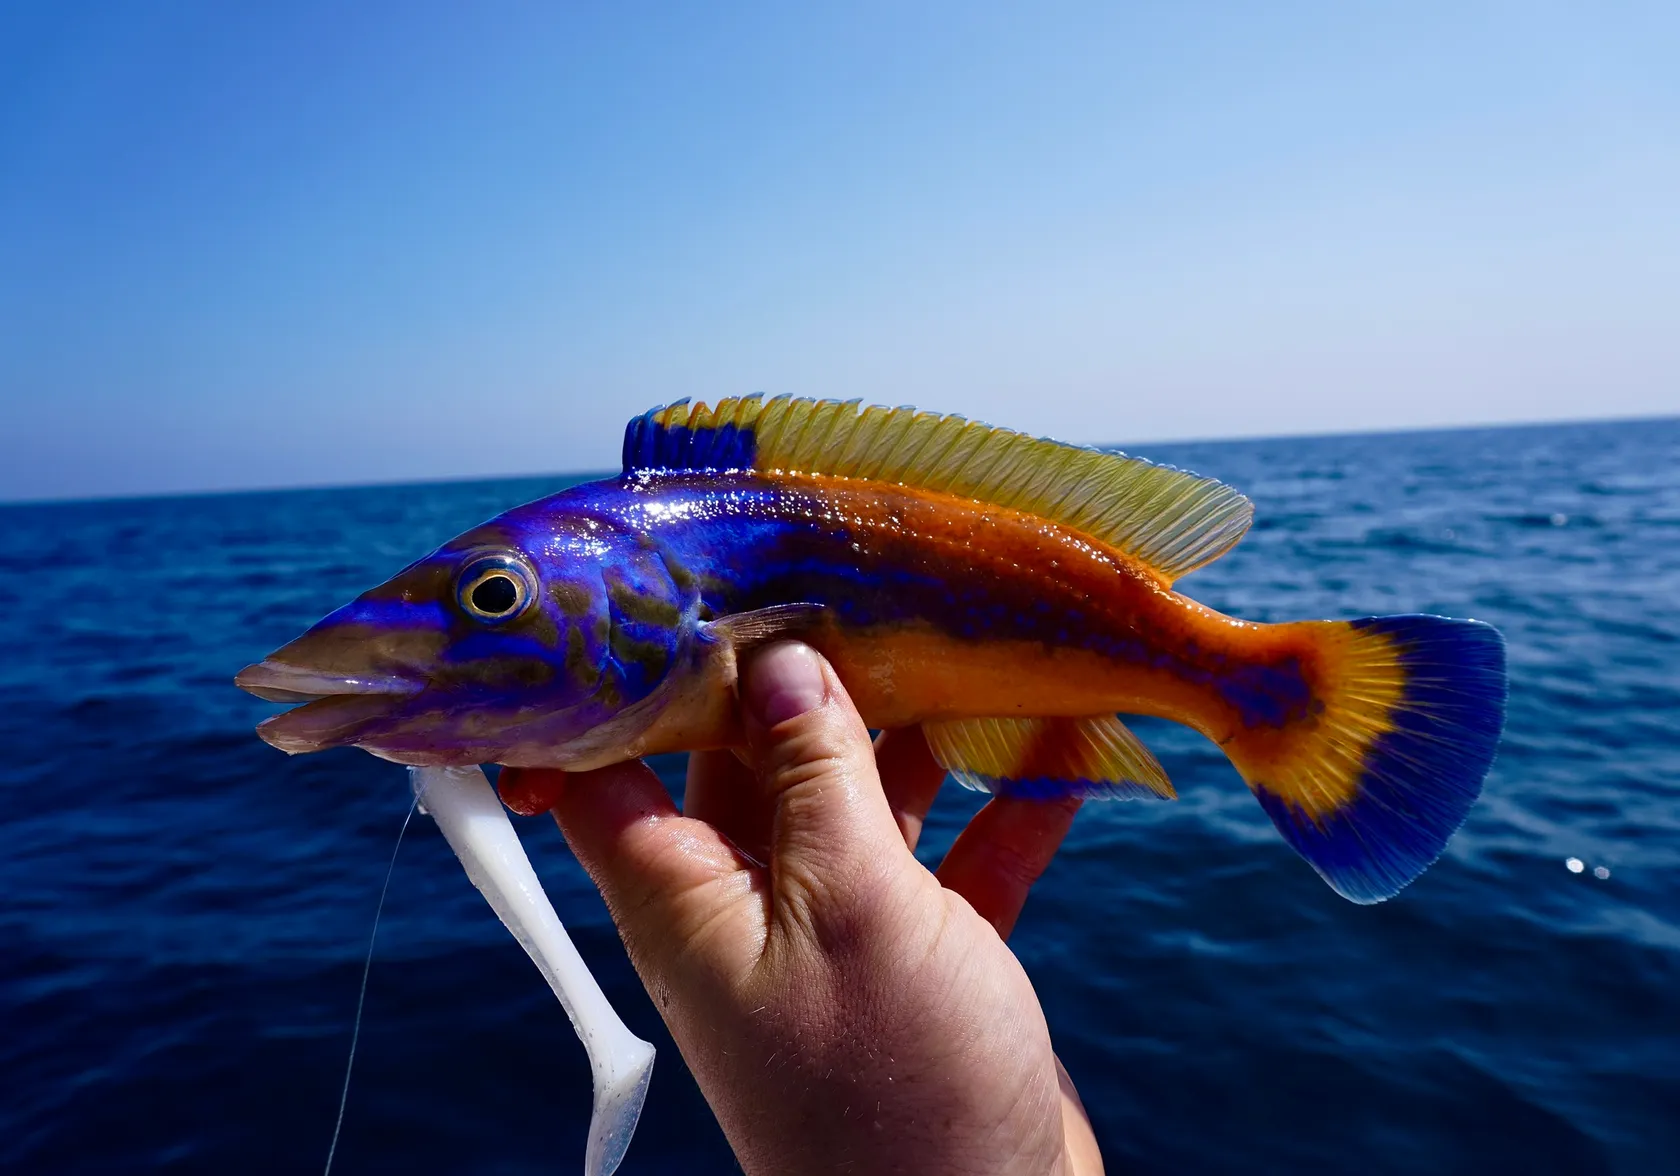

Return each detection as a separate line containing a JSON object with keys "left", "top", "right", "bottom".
{"left": 740, "top": 642, "right": 909, "bottom": 923}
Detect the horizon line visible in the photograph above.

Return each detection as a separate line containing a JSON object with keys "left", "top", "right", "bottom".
{"left": 4, "top": 410, "right": 1674, "bottom": 510}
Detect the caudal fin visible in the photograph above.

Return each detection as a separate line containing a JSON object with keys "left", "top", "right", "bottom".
{"left": 1224, "top": 615, "right": 1506, "bottom": 903}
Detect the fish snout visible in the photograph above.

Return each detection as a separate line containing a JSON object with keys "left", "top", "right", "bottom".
{"left": 235, "top": 600, "right": 448, "bottom": 704}
{"left": 235, "top": 612, "right": 443, "bottom": 754}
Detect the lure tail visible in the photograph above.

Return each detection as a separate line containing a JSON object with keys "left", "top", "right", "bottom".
{"left": 1223, "top": 615, "right": 1506, "bottom": 903}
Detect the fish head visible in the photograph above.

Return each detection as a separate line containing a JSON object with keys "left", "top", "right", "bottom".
{"left": 235, "top": 499, "right": 686, "bottom": 765}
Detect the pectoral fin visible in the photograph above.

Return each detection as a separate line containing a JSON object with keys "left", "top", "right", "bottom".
{"left": 704, "top": 603, "right": 828, "bottom": 648}
{"left": 923, "top": 715, "right": 1176, "bottom": 801}
{"left": 610, "top": 603, "right": 830, "bottom": 763}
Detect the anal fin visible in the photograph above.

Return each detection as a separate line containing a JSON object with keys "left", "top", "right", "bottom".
{"left": 923, "top": 715, "right": 1175, "bottom": 801}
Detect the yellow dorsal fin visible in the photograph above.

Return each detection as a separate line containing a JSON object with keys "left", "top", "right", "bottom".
{"left": 922, "top": 715, "right": 1176, "bottom": 801}
{"left": 624, "top": 395, "right": 1252, "bottom": 582}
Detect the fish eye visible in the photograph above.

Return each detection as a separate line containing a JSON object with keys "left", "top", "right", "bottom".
{"left": 456, "top": 553, "right": 537, "bottom": 624}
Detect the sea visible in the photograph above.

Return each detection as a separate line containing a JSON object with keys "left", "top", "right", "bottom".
{"left": 2, "top": 417, "right": 1676, "bottom": 1174}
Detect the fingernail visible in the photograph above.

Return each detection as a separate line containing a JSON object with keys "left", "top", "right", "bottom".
{"left": 743, "top": 642, "right": 829, "bottom": 727}
{"left": 497, "top": 766, "right": 567, "bottom": 816}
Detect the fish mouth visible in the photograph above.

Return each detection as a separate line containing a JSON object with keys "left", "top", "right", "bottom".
{"left": 235, "top": 660, "right": 418, "bottom": 704}
{"left": 236, "top": 659, "right": 420, "bottom": 754}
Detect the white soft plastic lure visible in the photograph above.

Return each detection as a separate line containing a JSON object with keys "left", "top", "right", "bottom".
{"left": 410, "top": 764, "right": 655, "bottom": 1176}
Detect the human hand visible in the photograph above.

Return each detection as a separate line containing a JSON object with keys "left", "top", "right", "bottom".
{"left": 500, "top": 642, "right": 1103, "bottom": 1175}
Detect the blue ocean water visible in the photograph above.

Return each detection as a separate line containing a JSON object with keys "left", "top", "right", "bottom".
{"left": 2, "top": 418, "right": 1677, "bottom": 1174}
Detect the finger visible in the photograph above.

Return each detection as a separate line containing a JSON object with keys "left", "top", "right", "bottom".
{"left": 501, "top": 763, "right": 748, "bottom": 933}
{"left": 683, "top": 748, "right": 772, "bottom": 862}
{"left": 740, "top": 643, "right": 909, "bottom": 921}
{"left": 873, "top": 726, "right": 947, "bottom": 850}
{"left": 936, "top": 795, "right": 1081, "bottom": 939}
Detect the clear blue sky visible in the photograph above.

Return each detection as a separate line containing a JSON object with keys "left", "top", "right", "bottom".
{"left": 2, "top": 2, "right": 1676, "bottom": 501}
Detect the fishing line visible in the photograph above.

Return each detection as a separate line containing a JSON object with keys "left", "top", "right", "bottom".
{"left": 323, "top": 794, "right": 419, "bottom": 1176}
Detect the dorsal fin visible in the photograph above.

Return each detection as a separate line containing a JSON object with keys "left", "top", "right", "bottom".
{"left": 622, "top": 395, "right": 1253, "bottom": 581}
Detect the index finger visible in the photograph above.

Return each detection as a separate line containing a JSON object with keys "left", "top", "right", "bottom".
{"left": 501, "top": 763, "right": 751, "bottom": 929}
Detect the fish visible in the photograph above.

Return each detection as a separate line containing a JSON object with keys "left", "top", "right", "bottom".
{"left": 237, "top": 395, "right": 1507, "bottom": 903}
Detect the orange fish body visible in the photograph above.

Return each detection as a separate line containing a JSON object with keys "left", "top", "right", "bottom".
{"left": 728, "top": 472, "right": 1284, "bottom": 734}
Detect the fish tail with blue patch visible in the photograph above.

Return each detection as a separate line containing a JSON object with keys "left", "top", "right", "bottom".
{"left": 1223, "top": 614, "right": 1508, "bottom": 903}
